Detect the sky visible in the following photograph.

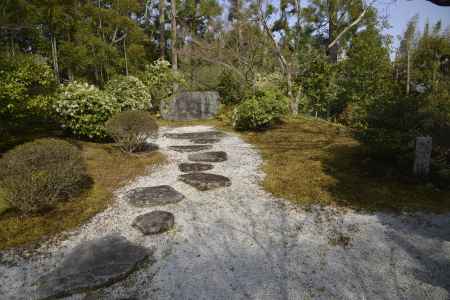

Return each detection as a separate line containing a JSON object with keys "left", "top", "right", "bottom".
{"left": 376, "top": 0, "right": 450, "bottom": 48}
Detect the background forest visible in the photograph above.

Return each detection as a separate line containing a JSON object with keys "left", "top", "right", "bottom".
{"left": 1, "top": 0, "right": 449, "bottom": 180}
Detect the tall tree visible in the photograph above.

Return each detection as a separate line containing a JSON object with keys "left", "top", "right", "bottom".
{"left": 159, "top": 0, "right": 166, "bottom": 59}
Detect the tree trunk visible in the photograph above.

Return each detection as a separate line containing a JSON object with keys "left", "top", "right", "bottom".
{"left": 51, "top": 34, "right": 60, "bottom": 82}
{"left": 406, "top": 48, "right": 411, "bottom": 95}
{"left": 159, "top": 0, "right": 165, "bottom": 59}
{"left": 327, "top": 1, "right": 338, "bottom": 63}
{"left": 257, "top": 0, "right": 296, "bottom": 114}
{"left": 124, "top": 37, "right": 129, "bottom": 76}
{"left": 171, "top": 0, "right": 178, "bottom": 92}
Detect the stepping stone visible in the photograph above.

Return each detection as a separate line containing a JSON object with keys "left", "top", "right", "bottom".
{"left": 168, "top": 145, "right": 213, "bottom": 152}
{"left": 37, "top": 235, "right": 151, "bottom": 300}
{"left": 188, "top": 151, "right": 227, "bottom": 163}
{"left": 178, "top": 173, "right": 231, "bottom": 191}
{"left": 179, "top": 163, "right": 214, "bottom": 173}
{"left": 190, "top": 138, "right": 221, "bottom": 144}
{"left": 164, "top": 131, "right": 225, "bottom": 140}
{"left": 132, "top": 211, "right": 175, "bottom": 235}
{"left": 127, "top": 185, "right": 184, "bottom": 207}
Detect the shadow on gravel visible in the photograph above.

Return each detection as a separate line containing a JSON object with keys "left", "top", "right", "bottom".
{"left": 378, "top": 213, "right": 450, "bottom": 293}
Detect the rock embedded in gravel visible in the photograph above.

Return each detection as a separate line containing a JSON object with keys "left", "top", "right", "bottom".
{"left": 127, "top": 185, "right": 185, "bottom": 207}
{"left": 168, "top": 145, "right": 213, "bottom": 152}
{"left": 178, "top": 173, "right": 231, "bottom": 191}
{"left": 179, "top": 163, "right": 214, "bottom": 173}
{"left": 164, "top": 131, "right": 225, "bottom": 140}
{"left": 188, "top": 151, "right": 228, "bottom": 163}
{"left": 37, "top": 235, "right": 151, "bottom": 300}
{"left": 132, "top": 211, "right": 175, "bottom": 235}
{"left": 190, "top": 138, "right": 221, "bottom": 144}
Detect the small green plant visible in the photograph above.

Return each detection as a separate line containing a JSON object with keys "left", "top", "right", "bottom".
{"left": 105, "top": 111, "right": 159, "bottom": 153}
{"left": 104, "top": 75, "right": 151, "bottom": 111}
{"left": 0, "top": 138, "right": 88, "bottom": 213}
{"left": 233, "top": 85, "right": 289, "bottom": 131}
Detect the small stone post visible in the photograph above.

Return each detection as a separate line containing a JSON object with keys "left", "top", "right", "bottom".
{"left": 413, "top": 136, "right": 432, "bottom": 176}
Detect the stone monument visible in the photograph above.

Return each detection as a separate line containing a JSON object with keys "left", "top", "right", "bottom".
{"left": 413, "top": 136, "right": 432, "bottom": 176}
{"left": 160, "top": 91, "right": 220, "bottom": 121}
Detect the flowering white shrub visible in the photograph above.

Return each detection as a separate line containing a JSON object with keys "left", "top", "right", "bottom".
{"left": 55, "top": 77, "right": 153, "bottom": 139}
{"left": 54, "top": 81, "right": 119, "bottom": 139}
{"left": 104, "top": 75, "right": 151, "bottom": 111}
{"left": 139, "top": 59, "right": 185, "bottom": 109}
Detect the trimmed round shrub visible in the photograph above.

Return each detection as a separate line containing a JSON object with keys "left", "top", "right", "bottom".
{"left": 54, "top": 81, "right": 118, "bottom": 139}
{"left": 104, "top": 75, "right": 152, "bottom": 111}
{"left": 105, "top": 111, "right": 158, "bottom": 153}
{"left": 0, "top": 139, "right": 88, "bottom": 213}
{"left": 233, "top": 88, "right": 289, "bottom": 131}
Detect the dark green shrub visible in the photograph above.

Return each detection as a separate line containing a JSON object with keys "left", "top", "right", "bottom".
{"left": 217, "top": 70, "right": 245, "bottom": 104}
{"left": 105, "top": 111, "right": 159, "bottom": 153}
{"left": 232, "top": 87, "right": 289, "bottom": 131}
{"left": 0, "top": 139, "right": 88, "bottom": 213}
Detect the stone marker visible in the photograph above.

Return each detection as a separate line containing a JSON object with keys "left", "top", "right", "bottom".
{"left": 179, "top": 163, "right": 214, "bottom": 173}
{"left": 164, "top": 131, "right": 225, "bottom": 140}
{"left": 190, "top": 138, "right": 221, "bottom": 144}
{"left": 414, "top": 136, "right": 432, "bottom": 176}
{"left": 179, "top": 173, "right": 231, "bottom": 191}
{"left": 37, "top": 235, "right": 151, "bottom": 300}
{"left": 188, "top": 151, "right": 227, "bottom": 163}
{"left": 168, "top": 145, "right": 213, "bottom": 152}
{"left": 160, "top": 91, "right": 220, "bottom": 121}
{"left": 127, "top": 185, "right": 185, "bottom": 207}
{"left": 132, "top": 211, "right": 175, "bottom": 235}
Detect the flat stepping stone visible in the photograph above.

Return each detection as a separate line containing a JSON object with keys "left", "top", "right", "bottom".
{"left": 178, "top": 173, "right": 231, "bottom": 191}
{"left": 190, "top": 138, "right": 221, "bottom": 144}
{"left": 132, "top": 211, "right": 175, "bottom": 235}
{"left": 188, "top": 151, "right": 227, "bottom": 163}
{"left": 179, "top": 163, "right": 214, "bottom": 173}
{"left": 164, "top": 131, "right": 225, "bottom": 140}
{"left": 168, "top": 145, "right": 212, "bottom": 152}
{"left": 127, "top": 185, "right": 184, "bottom": 207}
{"left": 37, "top": 235, "right": 150, "bottom": 300}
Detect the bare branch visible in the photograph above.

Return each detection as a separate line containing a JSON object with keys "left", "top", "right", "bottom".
{"left": 328, "top": 1, "right": 374, "bottom": 50}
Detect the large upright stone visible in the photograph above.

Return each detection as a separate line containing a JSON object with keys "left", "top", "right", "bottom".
{"left": 37, "top": 235, "right": 151, "bottom": 300}
{"left": 160, "top": 91, "right": 220, "bottom": 121}
{"left": 127, "top": 185, "right": 185, "bottom": 207}
{"left": 414, "top": 136, "right": 432, "bottom": 176}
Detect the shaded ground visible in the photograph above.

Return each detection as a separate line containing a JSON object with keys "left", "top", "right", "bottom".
{"left": 241, "top": 116, "right": 450, "bottom": 212}
{"left": 0, "top": 125, "right": 449, "bottom": 300}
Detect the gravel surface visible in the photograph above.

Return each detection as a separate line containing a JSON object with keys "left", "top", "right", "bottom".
{"left": 1, "top": 125, "right": 449, "bottom": 300}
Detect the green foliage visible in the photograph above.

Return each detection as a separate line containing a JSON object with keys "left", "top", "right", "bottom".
{"left": 0, "top": 139, "right": 88, "bottom": 213}
{"left": 233, "top": 82, "right": 289, "bottom": 131}
{"left": 339, "top": 25, "right": 393, "bottom": 127}
{"left": 0, "top": 54, "right": 56, "bottom": 122}
{"left": 54, "top": 81, "right": 118, "bottom": 139}
{"left": 104, "top": 75, "right": 152, "bottom": 111}
{"left": 217, "top": 70, "right": 246, "bottom": 104}
{"left": 297, "top": 49, "right": 339, "bottom": 118}
{"left": 139, "top": 59, "right": 185, "bottom": 109}
{"left": 105, "top": 111, "right": 159, "bottom": 153}
{"left": 54, "top": 77, "right": 151, "bottom": 139}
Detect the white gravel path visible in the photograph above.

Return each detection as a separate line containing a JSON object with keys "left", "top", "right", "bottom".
{"left": 1, "top": 125, "right": 449, "bottom": 300}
